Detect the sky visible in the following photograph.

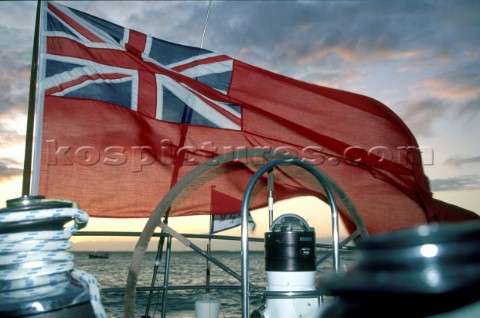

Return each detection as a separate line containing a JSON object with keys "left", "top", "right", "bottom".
{"left": 0, "top": 0, "right": 479, "bottom": 251}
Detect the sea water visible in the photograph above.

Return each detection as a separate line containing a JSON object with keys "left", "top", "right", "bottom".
{"left": 73, "top": 250, "right": 356, "bottom": 318}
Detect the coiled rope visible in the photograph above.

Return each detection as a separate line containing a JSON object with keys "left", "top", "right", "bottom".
{"left": 0, "top": 207, "right": 107, "bottom": 318}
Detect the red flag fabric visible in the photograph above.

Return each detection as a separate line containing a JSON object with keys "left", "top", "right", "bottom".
{"left": 211, "top": 188, "right": 243, "bottom": 216}
{"left": 35, "top": 2, "right": 478, "bottom": 234}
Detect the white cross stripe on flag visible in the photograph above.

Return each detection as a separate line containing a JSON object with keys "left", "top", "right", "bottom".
{"left": 155, "top": 74, "right": 241, "bottom": 130}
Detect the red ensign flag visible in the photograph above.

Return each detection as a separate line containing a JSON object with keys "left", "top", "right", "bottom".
{"left": 35, "top": 2, "right": 478, "bottom": 234}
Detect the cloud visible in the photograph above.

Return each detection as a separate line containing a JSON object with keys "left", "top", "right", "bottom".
{"left": 212, "top": 2, "right": 476, "bottom": 60}
{"left": 0, "top": 2, "right": 35, "bottom": 27}
{"left": 0, "top": 131, "right": 24, "bottom": 149}
{"left": 430, "top": 175, "right": 480, "bottom": 191}
{"left": 0, "top": 158, "right": 23, "bottom": 181}
{"left": 418, "top": 61, "right": 480, "bottom": 101}
{"left": 44, "top": 1, "right": 480, "bottom": 91}
{"left": 458, "top": 94, "right": 480, "bottom": 119}
{"left": 410, "top": 70, "right": 480, "bottom": 123}
{"left": 397, "top": 98, "right": 448, "bottom": 136}
{"left": 445, "top": 155, "right": 480, "bottom": 168}
{"left": 0, "top": 4, "right": 35, "bottom": 118}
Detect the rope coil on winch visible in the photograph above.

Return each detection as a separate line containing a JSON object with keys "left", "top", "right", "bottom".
{"left": 0, "top": 205, "right": 106, "bottom": 318}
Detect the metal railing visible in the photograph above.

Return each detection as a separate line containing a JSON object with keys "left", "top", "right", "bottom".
{"left": 74, "top": 224, "right": 363, "bottom": 318}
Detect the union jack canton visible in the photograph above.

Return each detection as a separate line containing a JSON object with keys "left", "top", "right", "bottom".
{"left": 44, "top": 2, "right": 241, "bottom": 130}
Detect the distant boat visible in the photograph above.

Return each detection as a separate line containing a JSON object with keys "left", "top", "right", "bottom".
{"left": 88, "top": 252, "right": 110, "bottom": 259}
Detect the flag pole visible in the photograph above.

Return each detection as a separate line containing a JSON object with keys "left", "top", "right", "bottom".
{"left": 22, "top": 0, "right": 42, "bottom": 196}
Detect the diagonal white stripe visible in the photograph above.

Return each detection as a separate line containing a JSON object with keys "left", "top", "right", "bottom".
{"left": 166, "top": 52, "right": 219, "bottom": 69}
{"left": 156, "top": 74, "right": 240, "bottom": 130}
{"left": 179, "top": 59, "right": 233, "bottom": 78}
{"left": 45, "top": 54, "right": 139, "bottom": 110}
{"left": 50, "top": 2, "right": 119, "bottom": 46}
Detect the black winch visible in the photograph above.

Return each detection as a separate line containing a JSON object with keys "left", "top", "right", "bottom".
{"left": 320, "top": 221, "right": 480, "bottom": 317}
